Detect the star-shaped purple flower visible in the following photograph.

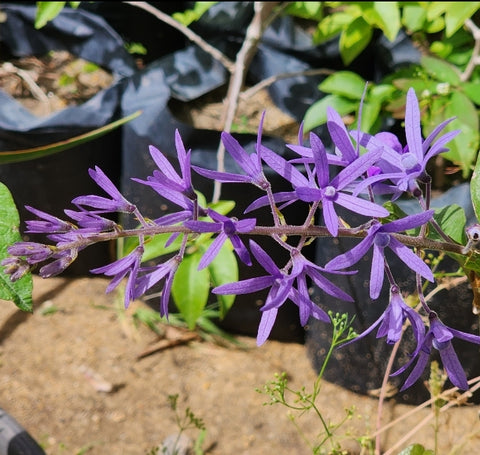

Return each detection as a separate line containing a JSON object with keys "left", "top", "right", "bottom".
{"left": 90, "top": 245, "right": 144, "bottom": 308}
{"left": 341, "top": 285, "right": 425, "bottom": 348}
{"left": 326, "top": 210, "right": 435, "bottom": 299}
{"left": 184, "top": 209, "right": 256, "bottom": 269}
{"left": 73, "top": 166, "right": 136, "bottom": 214}
{"left": 261, "top": 132, "right": 389, "bottom": 236}
{"left": 392, "top": 311, "right": 480, "bottom": 391}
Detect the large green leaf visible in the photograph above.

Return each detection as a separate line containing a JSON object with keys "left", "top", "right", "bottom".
{"left": 0, "top": 183, "right": 33, "bottom": 312}
{"left": 0, "top": 110, "right": 142, "bottom": 164}
{"left": 371, "top": 2, "right": 401, "bottom": 41}
{"left": 442, "top": 91, "right": 479, "bottom": 177}
{"left": 429, "top": 205, "right": 466, "bottom": 244}
{"left": 420, "top": 55, "right": 461, "bottom": 85}
{"left": 462, "top": 82, "right": 480, "bottom": 105}
{"left": 471, "top": 151, "right": 480, "bottom": 223}
{"left": 442, "top": 2, "right": 480, "bottom": 37}
{"left": 313, "top": 11, "right": 352, "bottom": 43}
{"left": 339, "top": 16, "right": 373, "bottom": 65}
{"left": 318, "top": 71, "right": 366, "bottom": 100}
{"left": 171, "top": 250, "right": 210, "bottom": 330}
{"left": 303, "top": 95, "right": 358, "bottom": 132}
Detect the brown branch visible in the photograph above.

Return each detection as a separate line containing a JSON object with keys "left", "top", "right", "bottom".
{"left": 123, "top": 1, "right": 235, "bottom": 73}
{"left": 461, "top": 18, "right": 480, "bottom": 82}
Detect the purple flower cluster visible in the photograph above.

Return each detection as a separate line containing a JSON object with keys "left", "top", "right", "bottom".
{"left": 3, "top": 87, "right": 478, "bottom": 393}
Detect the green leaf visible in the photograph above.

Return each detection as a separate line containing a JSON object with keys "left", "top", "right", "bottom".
{"left": 0, "top": 110, "right": 142, "bottom": 164}
{"left": 391, "top": 78, "right": 439, "bottom": 94}
{"left": 284, "top": 2, "right": 323, "bottom": 21}
{"left": 35, "top": 2, "right": 66, "bottom": 29}
{"left": 462, "top": 82, "right": 480, "bottom": 105}
{"left": 172, "top": 2, "right": 218, "bottom": 26}
{"left": 443, "top": 2, "right": 480, "bottom": 37}
{"left": 171, "top": 250, "right": 210, "bottom": 330}
{"left": 319, "top": 71, "right": 366, "bottom": 100}
{"left": 303, "top": 95, "right": 359, "bottom": 132}
{"left": 420, "top": 55, "right": 461, "bottom": 85}
{"left": 441, "top": 91, "right": 479, "bottom": 177}
{"left": 429, "top": 205, "right": 466, "bottom": 244}
{"left": 339, "top": 16, "right": 373, "bottom": 65}
{"left": 208, "top": 199, "right": 235, "bottom": 216}
{"left": 471, "top": 151, "right": 480, "bottom": 222}
{"left": 207, "top": 242, "right": 238, "bottom": 319}
{"left": 371, "top": 2, "right": 401, "bottom": 41}
{"left": 398, "top": 443, "right": 434, "bottom": 455}
{"left": 0, "top": 182, "right": 33, "bottom": 312}
{"left": 402, "top": 4, "right": 427, "bottom": 32}
{"left": 313, "top": 12, "right": 352, "bottom": 43}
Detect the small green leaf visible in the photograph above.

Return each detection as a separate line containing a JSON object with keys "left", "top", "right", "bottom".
{"left": 398, "top": 443, "right": 434, "bottom": 455}
{"left": 402, "top": 4, "right": 428, "bottom": 32}
{"left": 319, "top": 71, "right": 366, "bottom": 100}
{"left": 172, "top": 2, "right": 218, "bottom": 26}
{"left": 442, "top": 91, "right": 479, "bottom": 177}
{"left": 443, "top": 2, "right": 480, "bottom": 37}
{"left": 462, "top": 82, "right": 480, "bottom": 105}
{"left": 339, "top": 16, "right": 373, "bottom": 65}
{"left": 0, "top": 111, "right": 142, "bottom": 164}
{"left": 171, "top": 250, "right": 210, "bottom": 329}
{"left": 207, "top": 242, "right": 238, "bottom": 319}
{"left": 392, "top": 78, "right": 439, "bottom": 94}
{"left": 303, "top": 95, "right": 358, "bottom": 132}
{"left": 371, "top": 2, "right": 401, "bottom": 41}
{"left": 429, "top": 205, "right": 466, "bottom": 244}
{"left": 284, "top": 2, "right": 323, "bottom": 21}
{"left": 0, "top": 182, "right": 33, "bottom": 312}
{"left": 471, "top": 151, "right": 480, "bottom": 222}
{"left": 420, "top": 55, "right": 461, "bottom": 85}
{"left": 313, "top": 12, "right": 352, "bottom": 43}
{"left": 35, "top": 1, "right": 67, "bottom": 29}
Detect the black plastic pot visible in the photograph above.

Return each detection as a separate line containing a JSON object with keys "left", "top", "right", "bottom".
{"left": 0, "top": 4, "right": 136, "bottom": 275}
{"left": 305, "top": 183, "right": 480, "bottom": 405}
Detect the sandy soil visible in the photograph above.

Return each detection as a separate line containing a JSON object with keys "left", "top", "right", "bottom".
{"left": 0, "top": 276, "right": 479, "bottom": 455}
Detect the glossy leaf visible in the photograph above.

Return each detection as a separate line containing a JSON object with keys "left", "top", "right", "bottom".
{"left": 0, "top": 182, "right": 33, "bottom": 312}
{"left": 402, "top": 4, "right": 427, "bottom": 32}
{"left": 471, "top": 151, "right": 480, "bottom": 223}
{"left": 420, "top": 55, "right": 461, "bottom": 85}
{"left": 429, "top": 205, "right": 466, "bottom": 244}
{"left": 339, "top": 16, "right": 373, "bottom": 65}
{"left": 35, "top": 1, "right": 66, "bottom": 29}
{"left": 171, "top": 250, "right": 210, "bottom": 330}
{"left": 443, "top": 2, "right": 480, "bottom": 37}
{"left": 318, "top": 71, "right": 366, "bottom": 100}
{"left": 303, "top": 95, "right": 358, "bottom": 132}
{"left": 371, "top": 2, "right": 401, "bottom": 41}
{"left": 313, "top": 12, "right": 352, "bottom": 43}
{"left": 462, "top": 82, "right": 480, "bottom": 105}
{"left": 442, "top": 92, "right": 479, "bottom": 177}
{"left": 0, "top": 110, "right": 142, "bottom": 164}
{"left": 398, "top": 443, "right": 434, "bottom": 455}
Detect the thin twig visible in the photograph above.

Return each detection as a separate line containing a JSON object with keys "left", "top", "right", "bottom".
{"left": 240, "top": 68, "right": 335, "bottom": 100}
{"left": 461, "top": 19, "right": 480, "bottom": 82}
{"left": 212, "top": 1, "right": 284, "bottom": 202}
{"left": 123, "top": 1, "right": 235, "bottom": 73}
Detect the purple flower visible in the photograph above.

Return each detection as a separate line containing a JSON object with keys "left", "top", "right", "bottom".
{"left": 341, "top": 285, "right": 425, "bottom": 348}
{"left": 73, "top": 166, "right": 136, "bottom": 214}
{"left": 24, "top": 206, "right": 74, "bottom": 234}
{"left": 326, "top": 210, "right": 435, "bottom": 299}
{"left": 1, "top": 256, "right": 30, "bottom": 281}
{"left": 184, "top": 209, "right": 256, "bottom": 269}
{"left": 64, "top": 209, "right": 118, "bottom": 233}
{"left": 6, "top": 242, "right": 54, "bottom": 264}
{"left": 392, "top": 312, "right": 480, "bottom": 391}
{"left": 132, "top": 129, "right": 197, "bottom": 208}
{"left": 133, "top": 256, "right": 181, "bottom": 317}
{"left": 38, "top": 249, "right": 78, "bottom": 278}
{"left": 214, "top": 241, "right": 352, "bottom": 345}
{"left": 90, "top": 246, "right": 144, "bottom": 308}
{"left": 353, "top": 88, "right": 460, "bottom": 196}
{"left": 192, "top": 113, "right": 269, "bottom": 190}
{"left": 261, "top": 132, "right": 389, "bottom": 236}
